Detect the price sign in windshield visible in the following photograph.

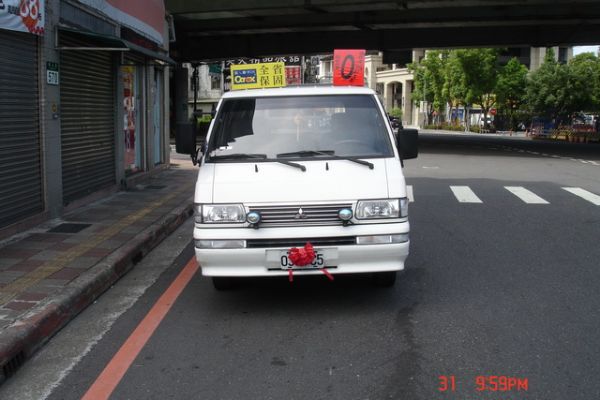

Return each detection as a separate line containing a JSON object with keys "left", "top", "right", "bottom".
{"left": 333, "top": 49, "right": 365, "bottom": 87}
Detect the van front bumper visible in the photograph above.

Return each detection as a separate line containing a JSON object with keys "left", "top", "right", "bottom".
{"left": 194, "top": 223, "right": 409, "bottom": 277}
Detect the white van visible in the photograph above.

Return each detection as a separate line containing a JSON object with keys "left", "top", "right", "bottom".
{"left": 177, "top": 86, "right": 418, "bottom": 290}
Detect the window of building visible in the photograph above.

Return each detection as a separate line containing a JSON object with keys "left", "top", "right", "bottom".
{"left": 211, "top": 74, "right": 221, "bottom": 90}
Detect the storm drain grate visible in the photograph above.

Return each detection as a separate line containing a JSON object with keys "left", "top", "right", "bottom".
{"left": 145, "top": 185, "right": 166, "bottom": 190}
{"left": 48, "top": 223, "right": 92, "bottom": 234}
{"left": 2, "top": 351, "right": 25, "bottom": 380}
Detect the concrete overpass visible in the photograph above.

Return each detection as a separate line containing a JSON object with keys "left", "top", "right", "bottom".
{"left": 166, "top": 0, "right": 600, "bottom": 61}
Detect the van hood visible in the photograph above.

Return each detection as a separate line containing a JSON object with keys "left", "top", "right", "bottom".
{"left": 210, "top": 159, "right": 390, "bottom": 203}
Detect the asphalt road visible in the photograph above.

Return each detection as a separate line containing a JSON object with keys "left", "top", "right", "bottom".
{"left": 2, "top": 133, "right": 599, "bottom": 400}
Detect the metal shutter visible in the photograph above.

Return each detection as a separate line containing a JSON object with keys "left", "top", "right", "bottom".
{"left": 0, "top": 30, "right": 43, "bottom": 229}
{"left": 60, "top": 34, "right": 115, "bottom": 204}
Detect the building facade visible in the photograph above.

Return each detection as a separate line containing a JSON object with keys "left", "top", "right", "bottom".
{"left": 0, "top": 0, "right": 172, "bottom": 238}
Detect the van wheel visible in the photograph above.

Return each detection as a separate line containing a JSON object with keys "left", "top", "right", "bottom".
{"left": 212, "top": 277, "right": 235, "bottom": 291}
{"left": 372, "top": 271, "right": 397, "bottom": 287}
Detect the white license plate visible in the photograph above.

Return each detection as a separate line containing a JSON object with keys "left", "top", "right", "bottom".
{"left": 266, "top": 248, "right": 338, "bottom": 270}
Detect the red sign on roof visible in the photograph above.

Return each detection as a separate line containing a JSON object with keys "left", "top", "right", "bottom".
{"left": 333, "top": 49, "right": 366, "bottom": 86}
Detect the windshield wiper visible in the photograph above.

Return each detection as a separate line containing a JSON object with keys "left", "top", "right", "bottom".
{"left": 277, "top": 150, "right": 374, "bottom": 169}
{"left": 211, "top": 153, "right": 305, "bottom": 171}
{"left": 274, "top": 159, "right": 306, "bottom": 171}
{"left": 210, "top": 153, "right": 267, "bottom": 161}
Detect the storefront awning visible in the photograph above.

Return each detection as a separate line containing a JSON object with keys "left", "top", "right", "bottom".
{"left": 121, "top": 39, "right": 177, "bottom": 65}
{"left": 56, "top": 27, "right": 128, "bottom": 51}
{"left": 56, "top": 27, "right": 176, "bottom": 65}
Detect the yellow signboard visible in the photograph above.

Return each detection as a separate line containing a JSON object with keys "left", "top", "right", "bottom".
{"left": 230, "top": 62, "right": 286, "bottom": 90}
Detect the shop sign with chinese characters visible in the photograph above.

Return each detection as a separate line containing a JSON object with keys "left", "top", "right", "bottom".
{"left": 225, "top": 55, "right": 301, "bottom": 67}
{"left": 0, "top": 0, "right": 45, "bottom": 35}
{"left": 230, "top": 62, "right": 286, "bottom": 90}
{"left": 285, "top": 66, "right": 302, "bottom": 85}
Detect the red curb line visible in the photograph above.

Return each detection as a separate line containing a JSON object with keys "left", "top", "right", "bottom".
{"left": 0, "top": 199, "right": 194, "bottom": 383}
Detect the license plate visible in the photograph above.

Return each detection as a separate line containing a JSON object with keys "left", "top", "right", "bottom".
{"left": 266, "top": 248, "right": 338, "bottom": 270}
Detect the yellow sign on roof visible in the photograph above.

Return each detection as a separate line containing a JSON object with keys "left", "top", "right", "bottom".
{"left": 231, "top": 62, "right": 286, "bottom": 90}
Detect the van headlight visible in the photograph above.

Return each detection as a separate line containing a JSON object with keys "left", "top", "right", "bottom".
{"left": 196, "top": 204, "right": 246, "bottom": 223}
{"left": 355, "top": 198, "right": 407, "bottom": 219}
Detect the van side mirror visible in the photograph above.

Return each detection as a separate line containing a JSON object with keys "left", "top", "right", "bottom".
{"left": 175, "top": 122, "right": 200, "bottom": 164}
{"left": 397, "top": 129, "right": 418, "bottom": 160}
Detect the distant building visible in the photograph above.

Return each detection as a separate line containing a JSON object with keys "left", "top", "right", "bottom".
{"left": 183, "top": 63, "right": 223, "bottom": 117}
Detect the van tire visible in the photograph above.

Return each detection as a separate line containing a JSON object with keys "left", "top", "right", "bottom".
{"left": 372, "top": 271, "right": 397, "bottom": 287}
{"left": 212, "top": 277, "right": 235, "bottom": 291}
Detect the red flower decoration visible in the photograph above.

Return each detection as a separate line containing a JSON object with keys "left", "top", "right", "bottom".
{"left": 288, "top": 242, "right": 316, "bottom": 266}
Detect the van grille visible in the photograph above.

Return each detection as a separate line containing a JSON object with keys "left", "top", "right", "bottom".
{"left": 248, "top": 203, "right": 352, "bottom": 227}
{"left": 246, "top": 236, "right": 356, "bottom": 248}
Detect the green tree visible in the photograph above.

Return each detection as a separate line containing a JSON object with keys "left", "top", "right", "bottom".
{"left": 409, "top": 50, "right": 447, "bottom": 124}
{"left": 389, "top": 107, "right": 403, "bottom": 119}
{"left": 525, "top": 49, "right": 600, "bottom": 126}
{"left": 442, "top": 51, "right": 468, "bottom": 125}
{"left": 569, "top": 52, "right": 600, "bottom": 113}
{"left": 495, "top": 57, "right": 528, "bottom": 130}
{"left": 456, "top": 48, "right": 500, "bottom": 128}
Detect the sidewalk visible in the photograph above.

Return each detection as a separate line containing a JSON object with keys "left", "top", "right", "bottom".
{"left": 418, "top": 128, "right": 529, "bottom": 138}
{"left": 0, "top": 153, "right": 197, "bottom": 383}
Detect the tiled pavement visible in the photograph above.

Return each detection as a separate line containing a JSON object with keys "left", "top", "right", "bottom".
{"left": 0, "top": 156, "right": 197, "bottom": 381}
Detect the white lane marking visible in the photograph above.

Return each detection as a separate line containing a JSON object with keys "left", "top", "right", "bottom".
{"left": 562, "top": 187, "right": 600, "bottom": 205}
{"left": 589, "top": 161, "right": 600, "bottom": 166}
{"left": 450, "top": 186, "right": 483, "bottom": 203}
{"left": 504, "top": 186, "right": 549, "bottom": 204}
{"left": 407, "top": 185, "right": 414, "bottom": 202}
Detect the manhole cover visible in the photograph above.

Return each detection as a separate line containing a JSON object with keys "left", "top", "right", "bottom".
{"left": 48, "top": 223, "right": 92, "bottom": 234}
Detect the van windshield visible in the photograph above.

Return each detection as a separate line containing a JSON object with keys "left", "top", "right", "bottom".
{"left": 206, "top": 95, "right": 394, "bottom": 161}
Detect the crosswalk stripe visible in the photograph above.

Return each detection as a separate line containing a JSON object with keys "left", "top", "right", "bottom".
{"left": 504, "top": 186, "right": 549, "bottom": 204}
{"left": 450, "top": 186, "right": 482, "bottom": 203}
{"left": 562, "top": 187, "right": 600, "bottom": 206}
{"left": 406, "top": 185, "right": 414, "bottom": 202}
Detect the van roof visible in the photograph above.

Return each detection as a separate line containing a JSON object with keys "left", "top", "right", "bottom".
{"left": 221, "top": 86, "right": 376, "bottom": 99}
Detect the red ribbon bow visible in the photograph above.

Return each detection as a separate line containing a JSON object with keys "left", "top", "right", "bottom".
{"left": 288, "top": 242, "right": 316, "bottom": 266}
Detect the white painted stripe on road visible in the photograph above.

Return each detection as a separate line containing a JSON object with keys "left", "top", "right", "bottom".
{"left": 504, "top": 186, "right": 549, "bottom": 204}
{"left": 562, "top": 187, "right": 600, "bottom": 205}
{"left": 450, "top": 186, "right": 483, "bottom": 203}
{"left": 407, "top": 185, "right": 414, "bottom": 202}
{"left": 590, "top": 161, "right": 600, "bottom": 166}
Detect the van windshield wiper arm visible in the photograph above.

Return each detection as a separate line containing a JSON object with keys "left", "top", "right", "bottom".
{"left": 210, "top": 153, "right": 267, "bottom": 161}
{"left": 277, "top": 150, "right": 374, "bottom": 169}
{"left": 211, "top": 153, "right": 306, "bottom": 171}
{"left": 274, "top": 159, "right": 306, "bottom": 171}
